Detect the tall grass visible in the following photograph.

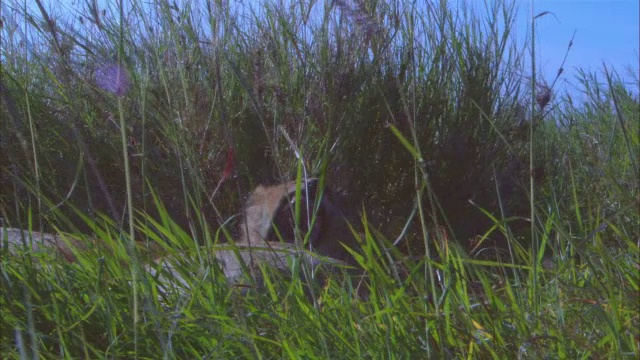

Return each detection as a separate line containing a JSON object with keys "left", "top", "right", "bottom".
{"left": 1, "top": 0, "right": 638, "bottom": 358}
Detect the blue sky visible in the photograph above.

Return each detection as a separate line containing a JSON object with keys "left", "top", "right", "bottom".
{"left": 513, "top": 0, "right": 639, "bottom": 95}
{"left": 26, "top": 0, "right": 640, "bottom": 96}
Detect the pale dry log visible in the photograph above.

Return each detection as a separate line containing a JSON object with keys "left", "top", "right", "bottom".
{"left": 148, "top": 242, "right": 345, "bottom": 295}
{"left": 1, "top": 227, "right": 90, "bottom": 262}
{"left": 2, "top": 226, "right": 345, "bottom": 292}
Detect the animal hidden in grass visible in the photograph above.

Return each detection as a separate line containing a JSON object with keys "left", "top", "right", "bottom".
{"left": 1, "top": 178, "right": 360, "bottom": 290}
{"left": 238, "top": 178, "right": 359, "bottom": 265}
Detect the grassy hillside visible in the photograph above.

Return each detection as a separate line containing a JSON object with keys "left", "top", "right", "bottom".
{"left": 1, "top": 0, "right": 638, "bottom": 358}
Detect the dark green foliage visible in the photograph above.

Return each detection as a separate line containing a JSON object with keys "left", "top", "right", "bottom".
{"left": 1, "top": 0, "right": 534, "bottom": 247}
{"left": 1, "top": 0, "right": 638, "bottom": 358}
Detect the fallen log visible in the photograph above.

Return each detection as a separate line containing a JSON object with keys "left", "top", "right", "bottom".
{"left": 1, "top": 227, "right": 346, "bottom": 292}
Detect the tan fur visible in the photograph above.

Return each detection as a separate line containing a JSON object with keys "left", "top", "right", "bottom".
{"left": 237, "top": 179, "right": 358, "bottom": 265}
{"left": 237, "top": 181, "right": 300, "bottom": 246}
